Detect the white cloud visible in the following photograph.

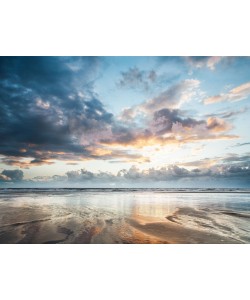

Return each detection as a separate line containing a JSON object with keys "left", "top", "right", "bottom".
{"left": 186, "top": 56, "right": 223, "bottom": 70}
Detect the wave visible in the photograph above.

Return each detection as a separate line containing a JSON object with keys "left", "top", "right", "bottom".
{"left": 1, "top": 187, "right": 250, "bottom": 194}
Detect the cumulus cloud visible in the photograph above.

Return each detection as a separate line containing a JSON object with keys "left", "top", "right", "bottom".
{"left": 121, "top": 155, "right": 250, "bottom": 183}
{"left": 0, "top": 57, "right": 106, "bottom": 159}
{"left": 0, "top": 57, "right": 150, "bottom": 166}
{"left": 66, "top": 169, "right": 117, "bottom": 182}
{"left": 204, "top": 81, "right": 250, "bottom": 104}
{"left": 21, "top": 156, "right": 250, "bottom": 185}
{"left": 31, "top": 175, "right": 67, "bottom": 182}
{"left": 1, "top": 152, "right": 250, "bottom": 186}
{"left": 1, "top": 169, "right": 24, "bottom": 181}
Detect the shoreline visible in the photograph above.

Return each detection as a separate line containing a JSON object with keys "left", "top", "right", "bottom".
{"left": 1, "top": 188, "right": 250, "bottom": 194}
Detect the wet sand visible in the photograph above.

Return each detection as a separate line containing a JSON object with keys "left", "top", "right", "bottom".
{"left": 127, "top": 208, "right": 249, "bottom": 244}
{"left": 0, "top": 189, "right": 249, "bottom": 244}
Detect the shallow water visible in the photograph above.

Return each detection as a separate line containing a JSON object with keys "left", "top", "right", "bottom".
{"left": 0, "top": 189, "right": 250, "bottom": 244}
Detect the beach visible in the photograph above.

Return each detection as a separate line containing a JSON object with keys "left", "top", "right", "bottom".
{"left": 0, "top": 189, "right": 249, "bottom": 244}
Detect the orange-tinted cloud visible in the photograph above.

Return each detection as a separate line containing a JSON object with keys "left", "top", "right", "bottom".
{"left": 179, "top": 158, "right": 220, "bottom": 168}
{"left": 1, "top": 158, "right": 55, "bottom": 169}
{"left": 206, "top": 117, "right": 232, "bottom": 132}
{"left": 204, "top": 81, "right": 250, "bottom": 104}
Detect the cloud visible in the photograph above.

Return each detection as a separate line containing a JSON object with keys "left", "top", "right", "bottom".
{"left": 0, "top": 58, "right": 240, "bottom": 168}
{"left": 231, "top": 142, "right": 250, "bottom": 148}
{"left": 2, "top": 152, "right": 250, "bottom": 186}
{"left": 1, "top": 157, "right": 55, "bottom": 168}
{"left": 31, "top": 175, "right": 67, "bottom": 182}
{"left": 179, "top": 158, "right": 219, "bottom": 168}
{"left": 0, "top": 174, "right": 10, "bottom": 182}
{"left": 206, "top": 117, "right": 232, "bottom": 132}
{"left": 151, "top": 108, "right": 205, "bottom": 135}
{"left": 66, "top": 169, "right": 117, "bottom": 182}
{"left": 119, "top": 79, "right": 200, "bottom": 123}
{"left": 103, "top": 107, "right": 236, "bottom": 149}
{"left": 114, "top": 77, "right": 238, "bottom": 148}
{"left": 171, "top": 119, "right": 235, "bottom": 143}
{"left": 186, "top": 56, "right": 224, "bottom": 70}
{"left": 0, "top": 57, "right": 159, "bottom": 166}
{"left": 222, "top": 153, "right": 250, "bottom": 163}
{"left": 119, "top": 165, "right": 191, "bottom": 181}
{"left": 1, "top": 169, "right": 24, "bottom": 181}
{"left": 0, "top": 57, "right": 148, "bottom": 166}
{"left": 204, "top": 107, "right": 248, "bottom": 119}
{"left": 21, "top": 157, "right": 250, "bottom": 186}
{"left": 204, "top": 81, "right": 250, "bottom": 104}
{"left": 179, "top": 153, "right": 250, "bottom": 169}
{"left": 145, "top": 79, "right": 200, "bottom": 110}
{"left": 86, "top": 146, "right": 150, "bottom": 163}
{"left": 117, "top": 67, "right": 157, "bottom": 91}
{"left": 136, "top": 80, "right": 199, "bottom": 114}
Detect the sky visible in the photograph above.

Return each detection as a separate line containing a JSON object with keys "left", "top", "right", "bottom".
{"left": 0, "top": 56, "right": 250, "bottom": 187}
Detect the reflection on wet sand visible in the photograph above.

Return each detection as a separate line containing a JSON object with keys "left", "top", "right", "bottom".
{"left": 0, "top": 190, "right": 249, "bottom": 244}
{"left": 128, "top": 209, "right": 249, "bottom": 244}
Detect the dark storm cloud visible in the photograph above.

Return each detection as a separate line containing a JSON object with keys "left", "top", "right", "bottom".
{"left": 0, "top": 56, "right": 98, "bottom": 98}
{"left": 1, "top": 169, "right": 24, "bottom": 181}
{"left": 0, "top": 56, "right": 119, "bottom": 165}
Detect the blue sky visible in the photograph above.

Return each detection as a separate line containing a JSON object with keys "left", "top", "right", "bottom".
{"left": 0, "top": 56, "right": 250, "bottom": 187}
